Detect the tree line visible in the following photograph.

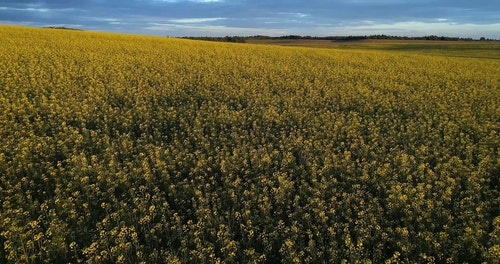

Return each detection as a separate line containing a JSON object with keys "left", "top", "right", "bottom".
{"left": 182, "top": 34, "right": 497, "bottom": 43}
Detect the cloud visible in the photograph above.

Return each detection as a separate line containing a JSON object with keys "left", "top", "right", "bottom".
{"left": 303, "top": 21, "right": 500, "bottom": 39}
{"left": 169, "top": 17, "right": 226, "bottom": 23}
{"left": 0, "top": 0, "right": 499, "bottom": 38}
{"left": 0, "top": 6, "right": 48, "bottom": 12}
{"left": 274, "top": 12, "right": 309, "bottom": 18}
{"left": 146, "top": 22, "right": 289, "bottom": 36}
{"left": 143, "top": 19, "right": 500, "bottom": 39}
{"left": 0, "top": 6, "right": 77, "bottom": 13}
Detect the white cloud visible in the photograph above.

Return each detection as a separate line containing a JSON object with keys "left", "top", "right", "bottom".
{"left": 169, "top": 17, "right": 226, "bottom": 23}
{"left": 0, "top": 6, "right": 79, "bottom": 14}
{"left": 304, "top": 21, "right": 500, "bottom": 39}
{"left": 101, "top": 18, "right": 124, "bottom": 25}
{"left": 140, "top": 20, "right": 500, "bottom": 39}
{"left": 146, "top": 22, "right": 288, "bottom": 36}
{"left": 276, "top": 12, "right": 309, "bottom": 18}
{"left": 0, "top": 6, "right": 50, "bottom": 12}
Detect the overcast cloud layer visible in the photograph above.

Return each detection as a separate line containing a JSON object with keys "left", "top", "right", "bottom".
{"left": 1, "top": 0, "right": 499, "bottom": 38}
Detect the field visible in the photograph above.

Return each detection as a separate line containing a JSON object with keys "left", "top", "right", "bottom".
{"left": 0, "top": 25, "right": 499, "bottom": 263}
{"left": 247, "top": 38, "right": 500, "bottom": 60}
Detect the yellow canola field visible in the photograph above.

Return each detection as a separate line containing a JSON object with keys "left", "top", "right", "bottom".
{"left": 0, "top": 25, "right": 499, "bottom": 263}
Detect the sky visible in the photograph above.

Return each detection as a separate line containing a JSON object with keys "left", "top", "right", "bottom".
{"left": 0, "top": 0, "right": 499, "bottom": 39}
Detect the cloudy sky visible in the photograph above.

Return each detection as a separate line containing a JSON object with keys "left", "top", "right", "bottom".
{"left": 1, "top": 0, "right": 499, "bottom": 38}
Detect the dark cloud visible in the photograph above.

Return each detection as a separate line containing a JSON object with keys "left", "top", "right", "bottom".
{"left": 0, "top": 0, "right": 498, "bottom": 38}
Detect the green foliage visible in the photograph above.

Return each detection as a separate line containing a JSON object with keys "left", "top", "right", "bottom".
{"left": 0, "top": 25, "right": 499, "bottom": 263}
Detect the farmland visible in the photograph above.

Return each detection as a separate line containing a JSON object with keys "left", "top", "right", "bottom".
{"left": 247, "top": 38, "right": 500, "bottom": 60}
{"left": 0, "top": 25, "right": 499, "bottom": 263}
